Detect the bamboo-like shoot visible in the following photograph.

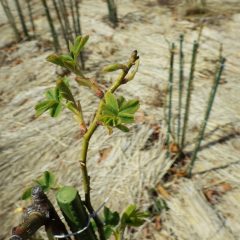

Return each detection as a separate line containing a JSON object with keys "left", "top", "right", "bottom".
{"left": 187, "top": 57, "right": 226, "bottom": 177}
{"left": 166, "top": 43, "right": 175, "bottom": 157}
{"left": 177, "top": 34, "right": 184, "bottom": 146}
{"left": 181, "top": 41, "right": 199, "bottom": 149}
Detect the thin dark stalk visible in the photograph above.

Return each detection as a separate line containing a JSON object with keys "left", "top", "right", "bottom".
{"left": 177, "top": 34, "right": 184, "bottom": 146}
{"left": 74, "top": 0, "right": 85, "bottom": 69}
{"left": 181, "top": 41, "right": 199, "bottom": 149}
{"left": 59, "top": 0, "right": 73, "bottom": 43}
{"left": 41, "top": 0, "right": 60, "bottom": 52}
{"left": 52, "top": 0, "right": 69, "bottom": 50}
{"left": 70, "top": 0, "right": 77, "bottom": 36}
{"left": 14, "top": 0, "right": 29, "bottom": 39}
{"left": 106, "top": 0, "right": 118, "bottom": 27}
{"left": 26, "top": 0, "right": 36, "bottom": 37}
{"left": 197, "top": 23, "right": 204, "bottom": 43}
{"left": 0, "top": 0, "right": 21, "bottom": 41}
{"left": 75, "top": 0, "right": 82, "bottom": 36}
{"left": 187, "top": 57, "right": 226, "bottom": 177}
{"left": 166, "top": 43, "right": 175, "bottom": 157}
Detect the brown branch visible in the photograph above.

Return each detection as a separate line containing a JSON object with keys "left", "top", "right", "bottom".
{"left": 10, "top": 186, "right": 70, "bottom": 240}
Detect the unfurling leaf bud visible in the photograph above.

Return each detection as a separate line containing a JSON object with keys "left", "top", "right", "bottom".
{"left": 79, "top": 123, "right": 87, "bottom": 135}
{"left": 130, "top": 50, "right": 139, "bottom": 62}
{"left": 102, "top": 63, "right": 127, "bottom": 72}
{"left": 125, "top": 59, "right": 140, "bottom": 82}
{"left": 94, "top": 89, "right": 104, "bottom": 98}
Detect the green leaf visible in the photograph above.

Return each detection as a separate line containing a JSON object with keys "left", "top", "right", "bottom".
{"left": 21, "top": 187, "right": 32, "bottom": 200}
{"left": 49, "top": 102, "right": 62, "bottom": 117}
{"left": 118, "top": 113, "right": 134, "bottom": 124}
{"left": 117, "top": 96, "right": 125, "bottom": 107}
{"left": 70, "top": 36, "right": 81, "bottom": 56}
{"left": 35, "top": 100, "right": 58, "bottom": 117}
{"left": 104, "top": 207, "right": 120, "bottom": 226}
{"left": 47, "top": 54, "right": 73, "bottom": 66}
{"left": 70, "top": 35, "right": 89, "bottom": 61}
{"left": 35, "top": 171, "right": 56, "bottom": 190}
{"left": 36, "top": 87, "right": 63, "bottom": 118}
{"left": 121, "top": 205, "right": 149, "bottom": 227}
{"left": 75, "top": 77, "right": 92, "bottom": 88}
{"left": 76, "top": 35, "right": 89, "bottom": 55}
{"left": 102, "top": 104, "right": 117, "bottom": 117}
{"left": 119, "top": 99, "right": 140, "bottom": 114}
{"left": 69, "top": 40, "right": 74, "bottom": 54}
{"left": 104, "top": 226, "right": 114, "bottom": 239}
{"left": 105, "top": 92, "right": 119, "bottom": 112}
{"left": 66, "top": 102, "right": 79, "bottom": 115}
{"left": 47, "top": 53, "right": 64, "bottom": 67}
{"left": 61, "top": 54, "right": 74, "bottom": 62}
{"left": 47, "top": 54, "right": 75, "bottom": 72}
{"left": 57, "top": 78, "right": 75, "bottom": 103}
{"left": 100, "top": 94, "right": 139, "bottom": 132}
{"left": 116, "top": 124, "right": 129, "bottom": 132}
{"left": 103, "top": 63, "right": 127, "bottom": 72}
{"left": 46, "top": 88, "right": 61, "bottom": 101}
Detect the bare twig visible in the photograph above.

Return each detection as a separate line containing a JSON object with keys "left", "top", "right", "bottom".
{"left": 11, "top": 186, "right": 69, "bottom": 240}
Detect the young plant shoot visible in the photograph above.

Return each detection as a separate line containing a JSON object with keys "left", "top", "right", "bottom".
{"left": 33, "top": 35, "right": 146, "bottom": 240}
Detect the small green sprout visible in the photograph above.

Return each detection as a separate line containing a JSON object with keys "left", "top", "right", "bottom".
{"left": 32, "top": 35, "right": 145, "bottom": 240}
{"left": 102, "top": 205, "right": 149, "bottom": 240}
{"left": 100, "top": 93, "right": 139, "bottom": 133}
{"left": 22, "top": 171, "right": 57, "bottom": 200}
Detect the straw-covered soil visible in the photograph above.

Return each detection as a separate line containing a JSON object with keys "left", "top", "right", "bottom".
{"left": 0, "top": 0, "right": 240, "bottom": 239}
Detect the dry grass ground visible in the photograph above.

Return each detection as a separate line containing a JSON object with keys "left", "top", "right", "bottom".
{"left": 0, "top": 0, "right": 240, "bottom": 239}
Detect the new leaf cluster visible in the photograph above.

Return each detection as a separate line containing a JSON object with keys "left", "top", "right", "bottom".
{"left": 100, "top": 92, "right": 139, "bottom": 132}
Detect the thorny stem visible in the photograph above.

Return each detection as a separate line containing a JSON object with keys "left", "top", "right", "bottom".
{"left": 79, "top": 51, "right": 139, "bottom": 240}
{"left": 187, "top": 57, "right": 226, "bottom": 177}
